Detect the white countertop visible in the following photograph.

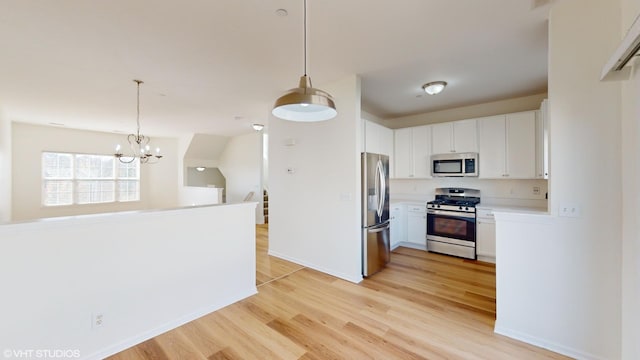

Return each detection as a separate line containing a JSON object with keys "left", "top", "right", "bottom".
{"left": 391, "top": 199, "right": 427, "bottom": 206}
{"left": 476, "top": 204, "right": 548, "bottom": 215}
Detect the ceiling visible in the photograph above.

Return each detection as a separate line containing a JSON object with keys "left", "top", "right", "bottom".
{"left": 0, "top": 0, "right": 551, "bottom": 137}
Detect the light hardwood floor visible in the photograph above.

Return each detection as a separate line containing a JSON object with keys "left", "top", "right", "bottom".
{"left": 108, "top": 225, "right": 568, "bottom": 359}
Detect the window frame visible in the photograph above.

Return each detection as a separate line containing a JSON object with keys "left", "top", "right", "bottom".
{"left": 41, "top": 151, "right": 141, "bottom": 207}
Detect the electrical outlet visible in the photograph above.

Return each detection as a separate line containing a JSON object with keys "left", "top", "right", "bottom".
{"left": 92, "top": 313, "right": 104, "bottom": 328}
{"left": 533, "top": 186, "right": 540, "bottom": 195}
{"left": 559, "top": 205, "right": 581, "bottom": 218}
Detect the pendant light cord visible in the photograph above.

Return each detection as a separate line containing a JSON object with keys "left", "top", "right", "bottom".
{"left": 303, "top": 0, "right": 307, "bottom": 76}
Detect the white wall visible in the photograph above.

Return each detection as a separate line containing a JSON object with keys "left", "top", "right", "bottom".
{"left": 11, "top": 123, "right": 179, "bottom": 221}
{"left": 384, "top": 93, "right": 548, "bottom": 129}
{"left": 218, "top": 131, "right": 263, "bottom": 223}
{"left": 0, "top": 203, "right": 257, "bottom": 360}
{"left": 269, "top": 75, "right": 363, "bottom": 283}
{"left": 0, "top": 108, "right": 11, "bottom": 222}
{"left": 180, "top": 186, "right": 223, "bottom": 206}
{"left": 361, "top": 110, "right": 385, "bottom": 125}
{"left": 620, "top": 0, "right": 640, "bottom": 358}
{"left": 494, "top": 0, "right": 623, "bottom": 358}
{"left": 391, "top": 178, "right": 547, "bottom": 208}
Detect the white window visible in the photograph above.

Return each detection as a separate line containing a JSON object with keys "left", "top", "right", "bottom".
{"left": 42, "top": 152, "right": 140, "bottom": 206}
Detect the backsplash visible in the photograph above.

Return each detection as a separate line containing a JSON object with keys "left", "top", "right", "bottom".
{"left": 390, "top": 178, "right": 548, "bottom": 208}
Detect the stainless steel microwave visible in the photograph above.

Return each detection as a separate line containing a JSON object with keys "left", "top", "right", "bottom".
{"left": 431, "top": 152, "right": 478, "bottom": 177}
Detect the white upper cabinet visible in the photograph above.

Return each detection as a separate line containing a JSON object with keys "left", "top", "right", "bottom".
{"left": 393, "top": 125, "right": 431, "bottom": 179}
{"left": 363, "top": 119, "right": 394, "bottom": 175}
{"left": 477, "top": 115, "right": 507, "bottom": 178}
{"left": 478, "top": 111, "right": 536, "bottom": 179}
{"left": 431, "top": 123, "right": 453, "bottom": 154}
{"left": 453, "top": 119, "right": 478, "bottom": 153}
{"left": 363, "top": 120, "right": 393, "bottom": 156}
{"left": 431, "top": 119, "right": 477, "bottom": 154}
{"left": 506, "top": 111, "right": 536, "bottom": 178}
{"left": 394, "top": 128, "right": 413, "bottom": 178}
{"left": 412, "top": 126, "right": 431, "bottom": 178}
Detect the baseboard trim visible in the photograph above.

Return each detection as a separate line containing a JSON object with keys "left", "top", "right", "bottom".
{"left": 268, "top": 250, "right": 363, "bottom": 284}
{"left": 397, "top": 242, "right": 427, "bottom": 251}
{"left": 494, "top": 322, "right": 607, "bottom": 360}
{"left": 84, "top": 287, "right": 257, "bottom": 360}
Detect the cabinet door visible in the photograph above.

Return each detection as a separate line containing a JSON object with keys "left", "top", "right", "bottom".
{"left": 364, "top": 120, "right": 375, "bottom": 154}
{"left": 476, "top": 219, "right": 496, "bottom": 259}
{"left": 380, "top": 125, "right": 394, "bottom": 176}
{"left": 390, "top": 205, "right": 406, "bottom": 248}
{"left": 364, "top": 120, "right": 393, "bottom": 157}
{"left": 431, "top": 123, "right": 453, "bottom": 154}
{"left": 453, "top": 119, "right": 478, "bottom": 153}
{"left": 394, "top": 128, "right": 413, "bottom": 178}
{"left": 412, "top": 125, "right": 432, "bottom": 178}
{"left": 506, "top": 111, "right": 536, "bottom": 179}
{"left": 406, "top": 211, "right": 427, "bottom": 246}
{"left": 535, "top": 110, "right": 544, "bottom": 178}
{"left": 478, "top": 115, "right": 507, "bottom": 178}
{"left": 361, "top": 119, "right": 366, "bottom": 153}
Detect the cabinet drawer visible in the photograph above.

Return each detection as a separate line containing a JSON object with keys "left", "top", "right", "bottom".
{"left": 476, "top": 208, "right": 495, "bottom": 219}
{"left": 407, "top": 205, "right": 425, "bottom": 212}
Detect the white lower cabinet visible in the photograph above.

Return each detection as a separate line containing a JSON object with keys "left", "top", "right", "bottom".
{"left": 406, "top": 205, "right": 427, "bottom": 249}
{"left": 476, "top": 208, "right": 496, "bottom": 263}
{"left": 390, "top": 204, "right": 406, "bottom": 250}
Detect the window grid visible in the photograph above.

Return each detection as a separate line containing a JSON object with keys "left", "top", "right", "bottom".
{"left": 42, "top": 152, "right": 140, "bottom": 206}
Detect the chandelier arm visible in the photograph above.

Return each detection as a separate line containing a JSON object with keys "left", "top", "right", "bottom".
{"left": 116, "top": 155, "right": 137, "bottom": 164}
{"left": 127, "top": 133, "right": 137, "bottom": 145}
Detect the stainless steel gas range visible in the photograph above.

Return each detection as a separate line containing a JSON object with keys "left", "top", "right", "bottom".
{"left": 426, "top": 188, "right": 480, "bottom": 260}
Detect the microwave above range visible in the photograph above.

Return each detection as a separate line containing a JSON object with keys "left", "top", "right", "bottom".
{"left": 431, "top": 152, "right": 478, "bottom": 177}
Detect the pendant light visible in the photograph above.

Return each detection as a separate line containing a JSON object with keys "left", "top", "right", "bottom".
{"left": 272, "top": 0, "right": 337, "bottom": 122}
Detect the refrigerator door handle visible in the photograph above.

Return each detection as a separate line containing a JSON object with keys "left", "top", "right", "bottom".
{"left": 367, "top": 223, "right": 390, "bottom": 233}
{"left": 376, "top": 160, "right": 385, "bottom": 218}
{"left": 380, "top": 160, "right": 386, "bottom": 214}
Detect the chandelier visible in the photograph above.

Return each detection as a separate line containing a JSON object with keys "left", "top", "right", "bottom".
{"left": 114, "top": 80, "right": 162, "bottom": 164}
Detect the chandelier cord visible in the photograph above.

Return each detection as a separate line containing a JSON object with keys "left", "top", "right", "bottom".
{"left": 135, "top": 80, "right": 142, "bottom": 139}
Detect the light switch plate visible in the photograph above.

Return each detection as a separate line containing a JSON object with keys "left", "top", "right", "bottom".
{"left": 559, "top": 204, "right": 581, "bottom": 218}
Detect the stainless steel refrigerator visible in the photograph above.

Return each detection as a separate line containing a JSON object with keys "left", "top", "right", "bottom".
{"left": 361, "top": 152, "right": 390, "bottom": 277}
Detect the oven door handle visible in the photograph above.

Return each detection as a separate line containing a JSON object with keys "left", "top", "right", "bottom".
{"left": 427, "top": 209, "right": 476, "bottom": 219}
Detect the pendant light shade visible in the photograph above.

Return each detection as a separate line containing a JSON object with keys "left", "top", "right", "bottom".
{"left": 272, "top": 75, "right": 337, "bottom": 122}
{"left": 272, "top": 0, "right": 337, "bottom": 122}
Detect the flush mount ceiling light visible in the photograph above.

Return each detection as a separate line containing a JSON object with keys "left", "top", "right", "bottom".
{"left": 195, "top": 167, "right": 206, "bottom": 172}
{"left": 422, "top": 81, "right": 448, "bottom": 95}
{"left": 252, "top": 123, "right": 265, "bottom": 131}
{"left": 114, "top": 80, "right": 162, "bottom": 164}
{"left": 272, "top": 0, "right": 337, "bottom": 122}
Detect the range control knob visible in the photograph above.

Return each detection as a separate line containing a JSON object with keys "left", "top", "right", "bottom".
{"left": 465, "top": 207, "right": 469, "bottom": 211}
{"left": 459, "top": 206, "right": 463, "bottom": 210}
{"left": 437, "top": 204, "right": 441, "bottom": 208}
